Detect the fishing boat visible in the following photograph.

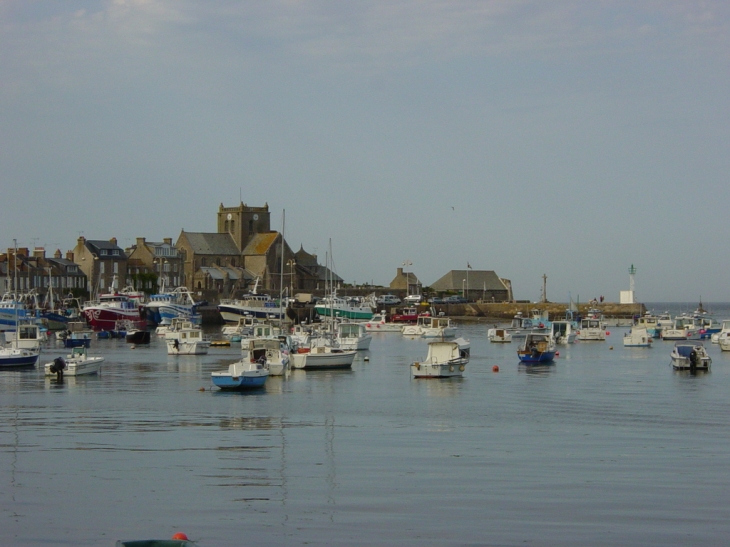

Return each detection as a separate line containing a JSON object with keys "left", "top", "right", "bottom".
{"left": 241, "top": 337, "right": 290, "bottom": 376}
{"left": 290, "top": 336, "right": 356, "bottom": 370}
{"left": 487, "top": 327, "right": 512, "bottom": 343}
{"left": 145, "top": 286, "right": 201, "bottom": 326}
{"left": 221, "top": 316, "right": 257, "bottom": 342}
{"left": 623, "top": 326, "right": 653, "bottom": 347}
{"left": 44, "top": 346, "right": 104, "bottom": 377}
{"left": 662, "top": 317, "right": 701, "bottom": 341}
{"left": 577, "top": 309, "right": 607, "bottom": 341}
{"left": 670, "top": 342, "right": 711, "bottom": 371}
{"left": 58, "top": 329, "right": 93, "bottom": 348}
{"left": 505, "top": 312, "right": 545, "bottom": 339}
{"left": 517, "top": 332, "right": 556, "bottom": 363}
{"left": 4, "top": 321, "right": 43, "bottom": 350}
{"left": 122, "top": 320, "right": 151, "bottom": 344}
{"left": 710, "top": 320, "right": 730, "bottom": 344}
{"left": 314, "top": 293, "right": 374, "bottom": 320}
{"left": 217, "top": 278, "right": 283, "bottom": 322}
{"left": 166, "top": 323, "right": 210, "bottom": 355}
{"left": 82, "top": 287, "right": 145, "bottom": 332}
{"left": 390, "top": 307, "right": 420, "bottom": 323}
{"left": 402, "top": 316, "right": 456, "bottom": 338}
{"left": 0, "top": 345, "right": 40, "bottom": 368}
{"left": 362, "top": 311, "right": 402, "bottom": 332}
{"left": 211, "top": 358, "right": 269, "bottom": 390}
{"left": 550, "top": 320, "right": 577, "bottom": 344}
{"left": 411, "top": 337, "right": 470, "bottom": 378}
{"left": 634, "top": 312, "right": 662, "bottom": 338}
{"left": 0, "top": 293, "right": 36, "bottom": 332}
{"left": 335, "top": 322, "right": 372, "bottom": 350}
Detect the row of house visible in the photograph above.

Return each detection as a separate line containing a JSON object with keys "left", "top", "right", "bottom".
{"left": 1, "top": 201, "right": 512, "bottom": 303}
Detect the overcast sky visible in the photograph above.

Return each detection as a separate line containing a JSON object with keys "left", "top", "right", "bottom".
{"left": 2, "top": 1, "right": 728, "bottom": 303}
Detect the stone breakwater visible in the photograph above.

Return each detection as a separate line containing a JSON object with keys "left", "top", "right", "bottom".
{"left": 427, "top": 302, "right": 646, "bottom": 322}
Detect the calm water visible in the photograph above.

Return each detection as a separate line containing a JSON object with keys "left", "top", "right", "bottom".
{"left": 3, "top": 303, "right": 730, "bottom": 547}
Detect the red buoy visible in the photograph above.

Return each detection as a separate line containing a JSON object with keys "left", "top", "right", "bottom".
{"left": 555, "top": 352, "right": 560, "bottom": 357}
{"left": 606, "top": 331, "right": 610, "bottom": 336}
{"left": 492, "top": 365, "right": 499, "bottom": 372}
{"left": 172, "top": 532, "right": 189, "bottom": 540}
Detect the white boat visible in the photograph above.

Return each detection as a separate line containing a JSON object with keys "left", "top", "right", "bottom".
{"left": 241, "top": 337, "right": 290, "bottom": 376}
{"left": 662, "top": 317, "right": 701, "bottom": 341}
{"left": 362, "top": 311, "right": 402, "bottom": 332}
{"left": 505, "top": 312, "right": 546, "bottom": 339}
{"left": 166, "top": 323, "right": 210, "bottom": 355}
{"left": 623, "top": 326, "right": 653, "bottom": 348}
{"left": 402, "top": 316, "right": 456, "bottom": 338}
{"left": 411, "top": 337, "right": 470, "bottom": 378}
{"left": 211, "top": 359, "right": 269, "bottom": 390}
{"left": 335, "top": 322, "right": 372, "bottom": 350}
{"left": 0, "top": 293, "right": 37, "bottom": 332}
{"left": 634, "top": 312, "right": 662, "bottom": 338}
{"left": 290, "top": 337, "right": 356, "bottom": 370}
{"left": 549, "top": 320, "right": 577, "bottom": 344}
{"left": 718, "top": 331, "right": 730, "bottom": 352}
{"left": 710, "top": 320, "right": 730, "bottom": 344}
{"left": 517, "top": 332, "right": 557, "bottom": 363}
{"left": 487, "top": 327, "right": 512, "bottom": 343}
{"left": 0, "top": 345, "right": 40, "bottom": 368}
{"left": 221, "top": 316, "right": 258, "bottom": 342}
{"left": 4, "top": 321, "right": 43, "bottom": 350}
{"left": 577, "top": 309, "right": 606, "bottom": 341}
{"left": 145, "top": 286, "right": 201, "bottom": 326}
{"left": 670, "top": 342, "right": 711, "bottom": 370}
{"left": 44, "top": 346, "right": 104, "bottom": 377}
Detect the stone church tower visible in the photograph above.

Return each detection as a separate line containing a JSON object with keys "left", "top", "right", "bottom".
{"left": 217, "top": 202, "right": 271, "bottom": 252}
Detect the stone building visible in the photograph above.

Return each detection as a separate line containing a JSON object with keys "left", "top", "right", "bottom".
{"left": 1, "top": 247, "right": 86, "bottom": 298}
{"left": 71, "top": 237, "right": 129, "bottom": 297}
{"left": 430, "top": 269, "right": 512, "bottom": 302}
{"left": 389, "top": 267, "right": 421, "bottom": 296}
{"left": 126, "top": 237, "right": 184, "bottom": 293}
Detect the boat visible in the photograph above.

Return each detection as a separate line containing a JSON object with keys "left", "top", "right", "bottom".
{"left": 82, "top": 286, "right": 146, "bottom": 332}
{"left": 487, "top": 327, "right": 512, "bottom": 343}
{"left": 623, "top": 326, "right": 653, "bottom": 347}
{"left": 44, "top": 346, "right": 104, "bottom": 377}
{"left": 0, "top": 292, "right": 37, "bottom": 332}
{"left": 390, "top": 307, "right": 421, "bottom": 323}
{"left": 662, "top": 317, "right": 701, "bottom": 341}
{"left": 241, "top": 337, "right": 290, "bottom": 376}
{"left": 517, "top": 332, "right": 556, "bottom": 363}
{"left": 577, "top": 309, "right": 607, "bottom": 341}
{"left": 505, "top": 312, "right": 545, "bottom": 339}
{"left": 710, "top": 320, "right": 730, "bottom": 344}
{"left": 4, "top": 321, "right": 43, "bottom": 350}
{"left": 121, "top": 320, "right": 151, "bottom": 344}
{"left": 313, "top": 293, "right": 374, "bottom": 320}
{"left": 211, "top": 358, "right": 269, "bottom": 390}
{"left": 634, "top": 312, "right": 662, "bottom": 338}
{"left": 217, "top": 278, "right": 284, "bottom": 322}
{"left": 411, "top": 337, "right": 470, "bottom": 378}
{"left": 58, "top": 329, "right": 93, "bottom": 348}
{"left": 0, "top": 345, "right": 40, "bottom": 368}
{"left": 220, "top": 316, "right": 258, "bottom": 341}
{"left": 550, "top": 319, "right": 577, "bottom": 344}
{"left": 335, "top": 322, "right": 372, "bottom": 350}
{"left": 145, "top": 286, "right": 201, "bottom": 326}
{"left": 670, "top": 342, "right": 711, "bottom": 371}
{"left": 290, "top": 336, "right": 356, "bottom": 370}
{"left": 402, "top": 316, "right": 456, "bottom": 338}
{"left": 362, "top": 311, "right": 402, "bottom": 332}
{"left": 166, "top": 323, "right": 210, "bottom": 355}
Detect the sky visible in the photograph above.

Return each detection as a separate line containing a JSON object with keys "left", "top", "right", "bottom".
{"left": 1, "top": 0, "right": 729, "bottom": 303}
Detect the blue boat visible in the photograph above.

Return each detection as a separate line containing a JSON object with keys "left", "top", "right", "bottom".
{"left": 211, "top": 358, "right": 269, "bottom": 390}
{"left": 517, "top": 332, "right": 556, "bottom": 363}
{"left": 0, "top": 346, "right": 40, "bottom": 368}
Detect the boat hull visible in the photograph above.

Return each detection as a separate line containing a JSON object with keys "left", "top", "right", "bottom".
{"left": 411, "top": 361, "right": 466, "bottom": 378}
{"left": 314, "top": 306, "right": 373, "bottom": 320}
{"left": 44, "top": 358, "right": 104, "bottom": 376}
{"left": 0, "top": 349, "right": 40, "bottom": 368}
{"left": 518, "top": 351, "right": 556, "bottom": 363}
{"left": 290, "top": 349, "right": 356, "bottom": 369}
{"left": 83, "top": 307, "right": 144, "bottom": 331}
{"left": 167, "top": 341, "right": 209, "bottom": 355}
{"left": 211, "top": 373, "right": 268, "bottom": 389}
{"left": 218, "top": 304, "right": 283, "bottom": 323}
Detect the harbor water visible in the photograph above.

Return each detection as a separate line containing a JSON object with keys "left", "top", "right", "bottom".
{"left": 2, "top": 303, "right": 730, "bottom": 546}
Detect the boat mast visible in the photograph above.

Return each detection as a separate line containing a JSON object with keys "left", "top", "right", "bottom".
{"left": 279, "top": 209, "right": 285, "bottom": 327}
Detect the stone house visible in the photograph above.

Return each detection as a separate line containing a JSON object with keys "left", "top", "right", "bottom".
{"left": 430, "top": 269, "right": 512, "bottom": 302}
{"left": 389, "top": 267, "right": 421, "bottom": 296}
{"left": 1, "top": 247, "right": 87, "bottom": 298}
{"left": 71, "top": 237, "right": 129, "bottom": 296}
{"left": 126, "top": 237, "right": 184, "bottom": 293}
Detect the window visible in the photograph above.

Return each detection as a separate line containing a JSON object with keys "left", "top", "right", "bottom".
{"left": 113, "top": 262, "right": 119, "bottom": 274}
{"left": 100, "top": 262, "right": 105, "bottom": 274}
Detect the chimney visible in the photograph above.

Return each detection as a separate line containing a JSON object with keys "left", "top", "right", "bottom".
{"left": 54, "top": 249, "right": 62, "bottom": 259}
{"left": 136, "top": 237, "right": 146, "bottom": 248}
{"left": 397, "top": 267, "right": 403, "bottom": 276}
{"left": 163, "top": 238, "right": 172, "bottom": 245}
{"left": 65, "top": 251, "right": 74, "bottom": 261}
{"left": 33, "top": 247, "right": 45, "bottom": 259}
{"left": 77, "top": 236, "right": 86, "bottom": 246}
{"left": 110, "top": 237, "right": 118, "bottom": 247}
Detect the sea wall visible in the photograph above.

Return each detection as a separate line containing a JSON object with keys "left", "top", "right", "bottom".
{"left": 427, "top": 302, "right": 646, "bottom": 322}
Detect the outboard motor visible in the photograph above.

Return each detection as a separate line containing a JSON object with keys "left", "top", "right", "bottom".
{"left": 689, "top": 350, "right": 698, "bottom": 372}
{"left": 49, "top": 356, "right": 66, "bottom": 381}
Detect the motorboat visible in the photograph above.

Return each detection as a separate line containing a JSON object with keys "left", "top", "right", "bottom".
{"left": 718, "top": 331, "right": 730, "bottom": 352}
{"left": 411, "top": 337, "right": 470, "bottom": 378}
{"left": 662, "top": 317, "right": 701, "bottom": 341}
{"left": 487, "top": 327, "right": 512, "bottom": 343}
{"left": 505, "top": 312, "right": 545, "bottom": 339}
{"left": 390, "top": 307, "right": 420, "bottom": 323}
{"left": 122, "top": 320, "right": 151, "bottom": 345}
{"left": 44, "top": 346, "right": 104, "bottom": 377}
{"left": 335, "top": 322, "right": 372, "bottom": 350}
{"left": 241, "top": 337, "right": 290, "bottom": 376}
{"left": 58, "top": 329, "right": 93, "bottom": 348}
{"left": 517, "top": 332, "right": 556, "bottom": 363}
{"left": 221, "top": 316, "right": 258, "bottom": 342}
{"left": 166, "top": 324, "right": 210, "bottom": 355}
{"left": 217, "top": 278, "right": 284, "bottom": 322}
{"left": 290, "top": 337, "right": 356, "bottom": 370}
{"left": 623, "top": 326, "right": 653, "bottom": 348}
{"left": 710, "top": 320, "right": 730, "bottom": 344}
{"left": 634, "top": 312, "right": 662, "bottom": 338}
{"left": 402, "top": 316, "right": 456, "bottom": 338}
{"left": 670, "top": 343, "right": 711, "bottom": 371}
{"left": 0, "top": 346, "right": 40, "bottom": 368}
{"left": 211, "top": 359, "right": 269, "bottom": 390}
{"left": 362, "top": 311, "right": 402, "bottom": 332}
{"left": 550, "top": 320, "right": 577, "bottom": 344}
{"left": 577, "top": 309, "right": 607, "bottom": 341}
{"left": 4, "top": 321, "right": 43, "bottom": 350}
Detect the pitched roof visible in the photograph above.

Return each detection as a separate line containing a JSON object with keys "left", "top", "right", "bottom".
{"left": 241, "top": 232, "right": 279, "bottom": 256}
{"left": 430, "top": 270, "right": 507, "bottom": 292}
{"left": 86, "top": 239, "right": 127, "bottom": 259}
{"left": 181, "top": 232, "right": 240, "bottom": 255}
{"left": 200, "top": 266, "right": 254, "bottom": 281}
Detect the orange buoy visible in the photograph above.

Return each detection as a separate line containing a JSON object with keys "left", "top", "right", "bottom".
{"left": 492, "top": 365, "right": 499, "bottom": 372}
{"left": 172, "top": 532, "right": 189, "bottom": 540}
{"left": 199, "top": 387, "right": 206, "bottom": 392}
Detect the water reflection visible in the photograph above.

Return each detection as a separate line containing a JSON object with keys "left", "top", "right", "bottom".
{"left": 518, "top": 362, "right": 556, "bottom": 376}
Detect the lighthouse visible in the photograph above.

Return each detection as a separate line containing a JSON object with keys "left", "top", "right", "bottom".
{"left": 620, "top": 264, "right": 636, "bottom": 304}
